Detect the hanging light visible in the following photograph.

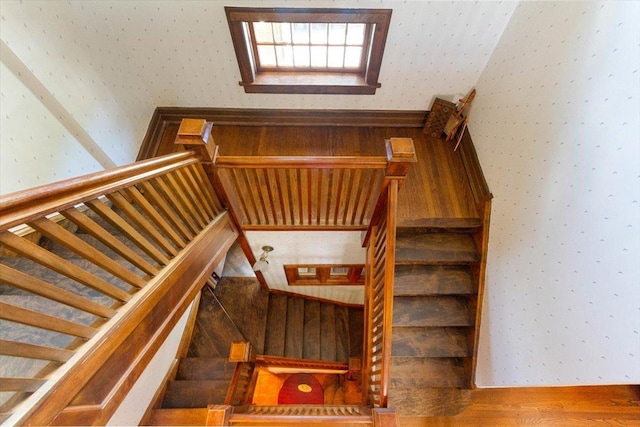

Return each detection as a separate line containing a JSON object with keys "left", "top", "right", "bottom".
{"left": 253, "top": 245, "right": 273, "bottom": 272}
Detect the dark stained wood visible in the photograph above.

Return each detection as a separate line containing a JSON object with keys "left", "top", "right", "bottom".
{"left": 394, "top": 265, "right": 474, "bottom": 296}
{"left": 214, "top": 277, "right": 269, "bottom": 355}
{"left": 264, "top": 294, "right": 287, "bottom": 357}
{"left": 348, "top": 308, "right": 364, "bottom": 358}
{"left": 335, "top": 306, "right": 350, "bottom": 362}
{"left": 162, "top": 380, "right": 229, "bottom": 408}
{"left": 284, "top": 297, "right": 304, "bottom": 359}
{"left": 395, "top": 232, "right": 478, "bottom": 264}
{"left": 392, "top": 296, "right": 472, "bottom": 327}
{"left": 390, "top": 357, "right": 469, "bottom": 388}
{"left": 391, "top": 327, "right": 471, "bottom": 358}
{"left": 320, "top": 303, "right": 337, "bottom": 362}
{"left": 303, "top": 300, "right": 321, "bottom": 360}
{"left": 176, "top": 358, "right": 236, "bottom": 381}
{"left": 187, "top": 290, "right": 246, "bottom": 359}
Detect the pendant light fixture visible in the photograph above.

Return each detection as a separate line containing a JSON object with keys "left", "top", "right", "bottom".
{"left": 253, "top": 245, "right": 273, "bottom": 272}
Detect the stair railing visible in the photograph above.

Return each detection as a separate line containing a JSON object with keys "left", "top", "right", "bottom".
{"left": 361, "top": 138, "right": 416, "bottom": 408}
{"left": 0, "top": 149, "right": 237, "bottom": 426}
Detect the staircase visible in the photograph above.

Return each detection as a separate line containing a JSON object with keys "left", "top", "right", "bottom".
{"left": 387, "top": 225, "right": 480, "bottom": 416}
{"left": 264, "top": 293, "right": 363, "bottom": 362}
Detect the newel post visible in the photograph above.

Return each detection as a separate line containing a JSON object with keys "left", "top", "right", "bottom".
{"left": 384, "top": 137, "right": 417, "bottom": 178}
{"left": 174, "top": 118, "right": 218, "bottom": 164}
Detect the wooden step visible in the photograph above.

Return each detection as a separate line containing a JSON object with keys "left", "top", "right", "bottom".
{"left": 387, "top": 387, "right": 472, "bottom": 417}
{"left": 284, "top": 297, "right": 304, "bottom": 358}
{"left": 395, "top": 232, "right": 478, "bottom": 264}
{"left": 392, "top": 295, "right": 472, "bottom": 327}
{"left": 335, "top": 306, "right": 350, "bottom": 362}
{"left": 214, "top": 277, "right": 269, "bottom": 354}
{"left": 320, "top": 303, "right": 337, "bottom": 361}
{"left": 187, "top": 291, "right": 246, "bottom": 358}
{"left": 176, "top": 357, "right": 235, "bottom": 381}
{"left": 146, "top": 408, "right": 208, "bottom": 426}
{"left": 394, "top": 265, "right": 474, "bottom": 296}
{"left": 303, "top": 300, "right": 321, "bottom": 360}
{"left": 162, "top": 380, "right": 229, "bottom": 408}
{"left": 390, "top": 357, "right": 469, "bottom": 388}
{"left": 395, "top": 220, "right": 481, "bottom": 233}
{"left": 348, "top": 308, "right": 364, "bottom": 358}
{"left": 391, "top": 326, "right": 471, "bottom": 358}
{"left": 264, "top": 294, "right": 287, "bottom": 356}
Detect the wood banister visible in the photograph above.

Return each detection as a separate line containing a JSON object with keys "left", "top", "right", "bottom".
{"left": 0, "top": 151, "right": 200, "bottom": 231}
{"left": 361, "top": 138, "right": 414, "bottom": 409}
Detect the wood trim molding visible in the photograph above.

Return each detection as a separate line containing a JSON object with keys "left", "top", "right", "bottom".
{"left": 269, "top": 288, "right": 364, "bottom": 309}
{"left": 138, "top": 108, "right": 427, "bottom": 161}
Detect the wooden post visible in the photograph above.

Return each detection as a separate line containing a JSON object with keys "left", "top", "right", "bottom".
{"left": 206, "top": 405, "right": 232, "bottom": 426}
{"left": 174, "top": 118, "right": 218, "bottom": 164}
{"left": 372, "top": 408, "right": 398, "bottom": 427}
{"left": 229, "top": 341, "right": 254, "bottom": 362}
{"left": 384, "top": 137, "right": 417, "bottom": 178}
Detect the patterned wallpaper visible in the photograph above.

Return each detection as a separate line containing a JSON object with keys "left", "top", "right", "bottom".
{"left": 0, "top": 0, "right": 516, "bottom": 194}
{"left": 470, "top": 1, "right": 640, "bottom": 386}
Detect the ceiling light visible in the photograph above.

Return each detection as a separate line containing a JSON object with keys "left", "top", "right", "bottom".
{"left": 253, "top": 245, "right": 273, "bottom": 273}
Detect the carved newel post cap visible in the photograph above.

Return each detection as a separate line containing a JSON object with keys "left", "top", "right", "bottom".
{"left": 174, "top": 118, "right": 217, "bottom": 163}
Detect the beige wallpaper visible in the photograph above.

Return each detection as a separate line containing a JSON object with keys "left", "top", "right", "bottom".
{"left": 470, "top": 1, "right": 640, "bottom": 386}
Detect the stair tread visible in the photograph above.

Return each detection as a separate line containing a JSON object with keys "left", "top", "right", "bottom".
{"left": 391, "top": 326, "right": 471, "bottom": 358}
{"left": 392, "top": 295, "right": 472, "bottom": 327}
{"left": 390, "top": 356, "right": 469, "bottom": 388}
{"left": 284, "top": 297, "right": 304, "bottom": 359}
{"left": 303, "top": 300, "right": 321, "bottom": 360}
{"left": 187, "top": 291, "right": 245, "bottom": 358}
{"left": 387, "top": 387, "right": 472, "bottom": 417}
{"left": 395, "top": 232, "right": 478, "bottom": 264}
{"left": 394, "top": 265, "right": 474, "bottom": 295}
{"left": 320, "top": 303, "right": 337, "bottom": 361}
{"left": 176, "top": 357, "right": 236, "bottom": 380}
{"left": 163, "top": 380, "right": 229, "bottom": 408}
{"left": 264, "top": 294, "right": 287, "bottom": 357}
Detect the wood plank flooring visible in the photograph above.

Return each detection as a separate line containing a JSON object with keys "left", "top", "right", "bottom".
{"left": 399, "top": 385, "right": 640, "bottom": 427}
{"left": 152, "top": 124, "right": 478, "bottom": 222}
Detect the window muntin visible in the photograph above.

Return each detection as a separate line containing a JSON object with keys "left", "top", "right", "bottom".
{"left": 250, "top": 22, "right": 369, "bottom": 72}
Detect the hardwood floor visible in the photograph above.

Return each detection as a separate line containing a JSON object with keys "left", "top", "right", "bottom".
{"left": 153, "top": 124, "right": 478, "bottom": 223}
{"left": 399, "top": 385, "right": 640, "bottom": 427}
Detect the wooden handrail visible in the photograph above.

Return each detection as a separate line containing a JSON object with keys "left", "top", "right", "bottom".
{"left": 361, "top": 138, "right": 415, "bottom": 409}
{"left": 0, "top": 149, "right": 233, "bottom": 425}
{"left": 215, "top": 155, "right": 388, "bottom": 169}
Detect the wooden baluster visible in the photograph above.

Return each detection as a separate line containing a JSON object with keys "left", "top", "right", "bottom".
{"left": 0, "top": 339, "right": 74, "bottom": 362}
{"left": 173, "top": 168, "right": 210, "bottom": 226}
{"left": 205, "top": 405, "right": 232, "bottom": 426}
{"left": 123, "top": 186, "right": 187, "bottom": 249}
{"left": 28, "top": 217, "right": 147, "bottom": 289}
{"left": 154, "top": 174, "right": 201, "bottom": 234}
{"left": 0, "top": 231, "right": 131, "bottom": 302}
{"left": 106, "top": 191, "right": 178, "bottom": 257}
{"left": 184, "top": 165, "right": 215, "bottom": 219}
{"left": 0, "top": 302, "right": 96, "bottom": 338}
{"left": 163, "top": 172, "right": 207, "bottom": 230}
{"left": 0, "top": 378, "right": 47, "bottom": 393}
{"left": 0, "top": 265, "right": 117, "bottom": 318}
{"left": 137, "top": 181, "right": 194, "bottom": 242}
{"left": 189, "top": 164, "right": 223, "bottom": 214}
{"left": 86, "top": 199, "right": 170, "bottom": 266}
{"left": 61, "top": 207, "right": 160, "bottom": 276}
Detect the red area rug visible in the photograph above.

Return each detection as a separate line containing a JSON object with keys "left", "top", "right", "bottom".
{"left": 277, "top": 373, "right": 324, "bottom": 404}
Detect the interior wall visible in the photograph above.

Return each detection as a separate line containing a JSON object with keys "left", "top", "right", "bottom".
{"left": 469, "top": 1, "right": 640, "bottom": 386}
{"left": 0, "top": 1, "right": 516, "bottom": 195}
{"left": 106, "top": 300, "right": 195, "bottom": 426}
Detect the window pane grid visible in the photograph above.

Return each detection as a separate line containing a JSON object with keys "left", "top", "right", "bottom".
{"left": 252, "top": 22, "right": 367, "bottom": 71}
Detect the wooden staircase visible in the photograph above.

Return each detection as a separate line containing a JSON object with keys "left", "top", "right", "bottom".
{"left": 264, "top": 293, "right": 363, "bottom": 363}
{"left": 387, "top": 225, "right": 480, "bottom": 416}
